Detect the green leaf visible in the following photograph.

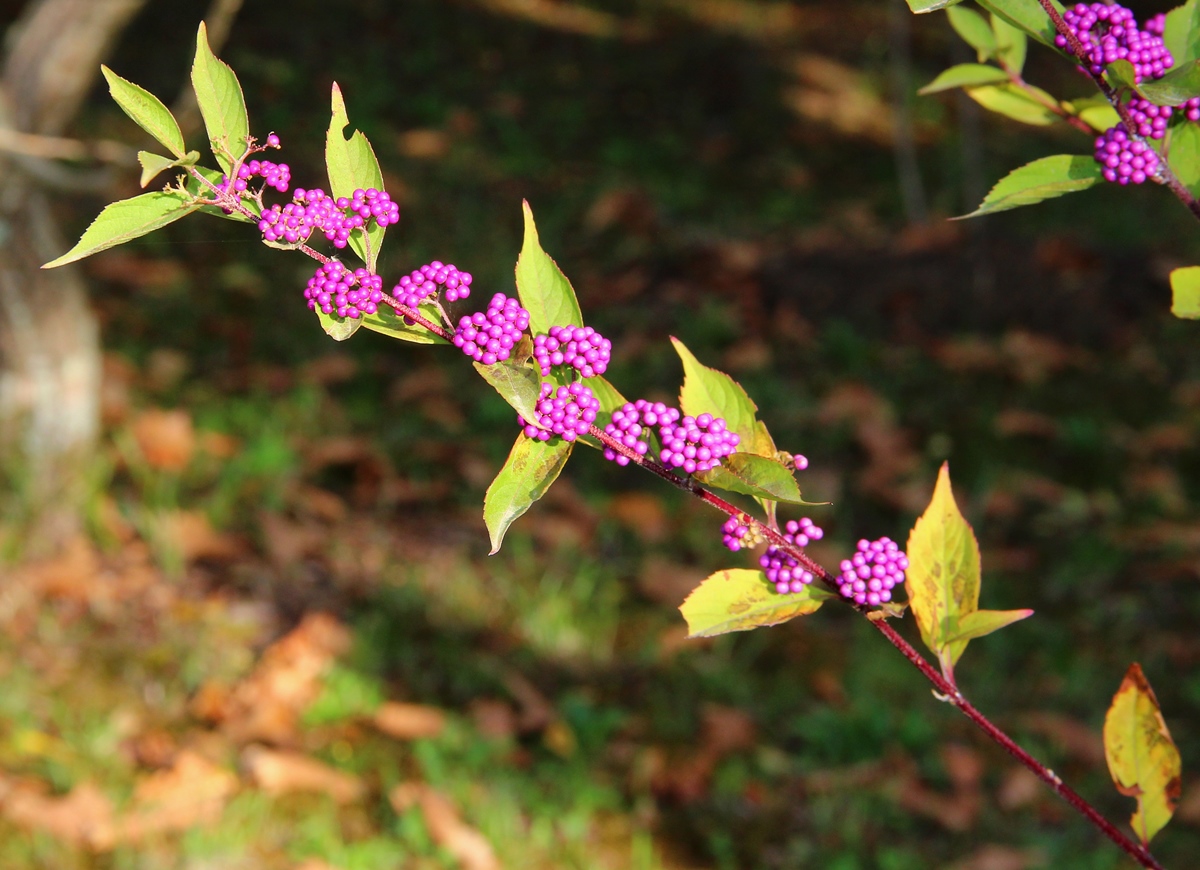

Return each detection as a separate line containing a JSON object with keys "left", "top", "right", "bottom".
{"left": 919, "top": 64, "right": 1009, "bottom": 95}
{"left": 315, "top": 307, "right": 362, "bottom": 341}
{"left": 101, "top": 66, "right": 186, "bottom": 158}
{"left": 957, "top": 154, "right": 1101, "bottom": 218}
{"left": 974, "top": 0, "right": 1061, "bottom": 47}
{"left": 1104, "top": 664, "right": 1182, "bottom": 846}
{"left": 907, "top": 0, "right": 966, "bottom": 11}
{"left": 515, "top": 200, "right": 584, "bottom": 336}
{"left": 137, "top": 150, "right": 200, "bottom": 188}
{"left": 905, "top": 463, "right": 982, "bottom": 677}
{"left": 190, "top": 21, "right": 249, "bottom": 175}
{"left": 941, "top": 608, "right": 1034, "bottom": 644}
{"left": 1168, "top": 121, "right": 1200, "bottom": 196}
{"left": 1106, "top": 59, "right": 1139, "bottom": 91}
{"left": 1067, "top": 96, "right": 1121, "bottom": 132}
{"left": 42, "top": 189, "right": 197, "bottom": 269}
{"left": 474, "top": 357, "right": 543, "bottom": 423}
{"left": 1164, "top": 0, "right": 1200, "bottom": 67}
{"left": 964, "top": 82, "right": 1059, "bottom": 125}
{"left": 483, "top": 434, "right": 573, "bottom": 554}
{"left": 696, "top": 453, "right": 816, "bottom": 505}
{"left": 1170, "top": 266, "right": 1200, "bottom": 318}
{"left": 325, "top": 82, "right": 387, "bottom": 271}
{"left": 359, "top": 303, "right": 448, "bottom": 345}
{"left": 1139, "top": 60, "right": 1200, "bottom": 106}
{"left": 992, "top": 13, "right": 1028, "bottom": 73}
{"left": 671, "top": 337, "right": 775, "bottom": 456}
{"left": 947, "top": 6, "right": 997, "bottom": 59}
{"left": 680, "top": 569, "right": 834, "bottom": 638}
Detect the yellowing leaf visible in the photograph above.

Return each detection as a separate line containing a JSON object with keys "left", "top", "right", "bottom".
{"left": 680, "top": 568, "right": 833, "bottom": 638}
{"left": 941, "top": 607, "right": 1033, "bottom": 644}
{"left": 1103, "top": 663, "right": 1182, "bottom": 846}
{"left": 483, "top": 434, "right": 572, "bottom": 554}
{"left": 905, "top": 463, "right": 981, "bottom": 676}
{"left": 671, "top": 338, "right": 775, "bottom": 456}
{"left": 515, "top": 201, "right": 584, "bottom": 336}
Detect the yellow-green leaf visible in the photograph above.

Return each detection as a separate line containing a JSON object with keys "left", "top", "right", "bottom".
{"left": 680, "top": 569, "right": 834, "bottom": 638}
{"left": 941, "top": 607, "right": 1033, "bottom": 644}
{"left": 102, "top": 66, "right": 186, "bottom": 158}
{"left": 326, "top": 83, "right": 387, "bottom": 271}
{"left": 483, "top": 434, "right": 572, "bottom": 554}
{"left": 190, "top": 21, "right": 249, "bottom": 175}
{"left": 359, "top": 303, "right": 448, "bottom": 345}
{"left": 905, "top": 463, "right": 981, "bottom": 674}
{"left": 515, "top": 201, "right": 584, "bottom": 336}
{"left": 1170, "top": 266, "right": 1200, "bottom": 319}
{"left": 671, "top": 337, "right": 775, "bottom": 457}
{"left": 42, "top": 190, "right": 197, "bottom": 269}
{"left": 964, "top": 83, "right": 1059, "bottom": 125}
{"left": 1103, "top": 663, "right": 1182, "bottom": 846}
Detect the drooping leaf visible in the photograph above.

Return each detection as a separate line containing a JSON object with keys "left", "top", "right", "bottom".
{"left": 941, "top": 607, "right": 1034, "bottom": 644}
{"left": 919, "top": 64, "right": 1010, "bottom": 95}
{"left": 1164, "top": 0, "right": 1200, "bottom": 66}
{"left": 680, "top": 569, "right": 834, "bottom": 638}
{"left": 474, "top": 357, "right": 543, "bottom": 423}
{"left": 190, "top": 21, "right": 249, "bottom": 175}
{"left": 964, "top": 83, "right": 1060, "bottom": 125}
{"left": 1067, "top": 96, "right": 1121, "bottom": 132}
{"left": 325, "top": 83, "right": 387, "bottom": 272}
{"left": 906, "top": 0, "right": 966, "bottom": 11}
{"left": 958, "top": 155, "right": 1102, "bottom": 218}
{"left": 514, "top": 201, "right": 584, "bottom": 336}
{"left": 137, "top": 151, "right": 200, "bottom": 188}
{"left": 315, "top": 307, "right": 362, "bottom": 341}
{"left": 359, "top": 303, "right": 449, "bottom": 345}
{"left": 974, "top": 0, "right": 1062, "bottom": 47}
{"left": 905, "top": 463, "right": 982, "bottom": 675}
{"left": 1140, "top": 59, "right": 1200, "bottom": 105}
{"left": 696, "top": 453, "right": 816, "bottom": 505}
{"left": 1168, "top": 121, "right": 1200, "bottom": 196}
{"left": 1170, "top": 266, "right": 1200, "bottom": 319}
{"left": 992, "top": 13, "right": 1028, "bottom": 72}
{"left": 101, "top": 66, "right": 186, "bottom": 158}
{"left": 42, "top": 190, "right": 197, "bottom": 269}
{"left": 483, "top": 434, "right": 573, "bottom": 554}
{"left": 1104, "top": 663, "right": 1182, "bottom": 846}
{"left": 671, "top": 337, "right": 775, "bottom": 456}
{"left": 947, "top": 6, "right": 997, "bottom": 58}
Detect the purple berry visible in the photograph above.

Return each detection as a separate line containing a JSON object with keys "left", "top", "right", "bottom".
{"left": 266, "top": 133, "right": 281, "bottom": 148}
{"left": 1056, "top": 4, "right": 1173, "bottom": 82}
{"left": 452, "top": 293, "right": 529, "bottom": 364}
{"left": 518, "top": 381, "right": 600, "bottom": 442}
{"left": 837, "top": 537, "right": 907, "bottom": 607}
{"left": 393, "top": 261, "right": 473, "bottom": 308}
{"left": 759, "top": 518, "right": 824, "bottom": 593}
{"left": 1126, "top": 97, "right": 1172, "bottom": 140}
{"left": 1094, "top": 125, "right": 1161, "bottom": 185}
{"left": 658, "top": 413, "right": 740, "bottom": 474}
{"left": 302, "top": 261, "right": 383, "bottom": 319}
{"left": 602, "top": 399, "right": 680, "bottom": 466}
{"left": 533, "top": 325, "right": 612, "bottom": 378}
{"left": 1184, "top": 97, "right": 1200, "bottom": 122}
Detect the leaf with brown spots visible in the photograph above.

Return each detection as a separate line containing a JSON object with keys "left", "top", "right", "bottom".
{"left": 680, "top": 568, "right": 834, "bottom": 638}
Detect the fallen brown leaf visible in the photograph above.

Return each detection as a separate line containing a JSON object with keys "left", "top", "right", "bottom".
{"left": 946, "top": 844, "right": 1046, "bottom": 870}
{"left": 132, "top": 409, "right": 195, "bottom": 471}
{"left": 373, "top": 702, "right": 447, "bottom": 740}
{"left": 2, "top": 779, "right": 115, "bottom": 849}
{"left": 116, "top": 750, "right": 238, "bottom": 842}
{"left": 390, "top": 783, "right": 500, "bottom": 870}
{"left": 243, "top": 746, "right": 364, "bottom": 803}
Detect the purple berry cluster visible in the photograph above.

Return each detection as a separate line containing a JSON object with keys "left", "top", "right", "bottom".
{"left": 519, "top": 381, "right": 600, "bottom": 442}
{"left": 259, "top": 187, "right": 398, "bottom": 248}
{"left": 837, "top": 537, "right": 907, "bottom": 606}
{"left": 394, "top": 261, "right": 473, "bottom": 308}
{"left": 659, "top": 413, "right": 740, "bottom": 474}
{"left": 602, "top": 399, "right": 679, "bottom": 465}
{"left": 223, "top": 158, "right": 292, "bottom": 196}
{"left": 760, "top": 518, "right": 823, "bottom": 593}
{"left": 453, "top": 293, "right": 530, "bottom": 365}
{"left": 1094, "top": 126, "right": 1161, "bottom": 184}
{"left": 303, "top": 262, "right": 384, "bottom": 318}
{"left": 1126, "top": 97, "right": 1172, "bottom": 140}
{"left": 533, "top": 325, "right": 612, "bottom": 378}
{"left": 1057, "top": 3, "right": 1172, "bottom": 81}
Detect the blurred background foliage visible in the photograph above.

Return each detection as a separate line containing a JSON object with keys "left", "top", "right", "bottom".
{"left": 0, "top": 0, "right": 1198, "bottom": 867}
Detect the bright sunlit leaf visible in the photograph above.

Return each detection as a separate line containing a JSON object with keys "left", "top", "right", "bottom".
{"left": 326, "top": 83, "right": 387, "bottom": 271}
{"left": 680, "top": 569, "right": 834, "bottom": 638}
{"left": 959, "top": 155, "right": 1102, "bottom": 218}
{"left": 1170, "top": 266, "right": 1200, "bottom": 319}
{"left": 191, "top": 21, "right": 249, "bottom": 175}
{"left": 483, "top": 434, "right": 573, "bottom": 554}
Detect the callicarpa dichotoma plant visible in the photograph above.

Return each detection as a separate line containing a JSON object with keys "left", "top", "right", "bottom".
{"left": 45, "top": 18, "right": 1187, "bottom": 869}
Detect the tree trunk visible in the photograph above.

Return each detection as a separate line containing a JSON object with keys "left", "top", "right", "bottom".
{"left": 0, "top": 0, "right": 146, "bottom": 553}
